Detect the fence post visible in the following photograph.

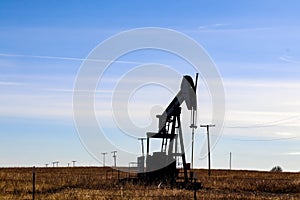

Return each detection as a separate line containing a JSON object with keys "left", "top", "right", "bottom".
{"left": 32, "top": 166, "right": 35, "bottom": 200}
{"left": 193, "top": 172, "right": 197, "bottom": 200}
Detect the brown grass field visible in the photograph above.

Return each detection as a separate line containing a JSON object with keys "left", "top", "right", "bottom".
{"left": 0, "top": 167, "right": 299, "bottom": 199}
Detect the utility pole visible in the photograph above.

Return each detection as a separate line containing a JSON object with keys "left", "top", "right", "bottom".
{"left": 138, "top": 138, "right": 146, "bottom": 156}
{"left": 101, "top": 152, "right": 107, "bottom": 167}
{"left": 229, "top": 152, "right": 232, "bottom": 170}
{"left": 72, "top": 161, "right": 77, "bottom": 167}
{"left": 190, "top": 108, "right": 197, "bottom": 169}
{"left": 111, "top": 151, "right": 117, "bottom": 168}
{"left": 191, "top": 73, "right": 199, "bottom": 169}
{"left": 200, "top": 124, "right": 215, "bottom": 176}
{"left": 32, "top": 166, "right": 35, "bottom": 200}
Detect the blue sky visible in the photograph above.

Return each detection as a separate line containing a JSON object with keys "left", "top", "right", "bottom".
{"left": 0, "top": 1, "right": 300, "bottom": 171}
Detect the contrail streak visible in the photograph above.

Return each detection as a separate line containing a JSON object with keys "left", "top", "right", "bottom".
{"left": 0, "top": 53, "right": 145, "bottom": 65}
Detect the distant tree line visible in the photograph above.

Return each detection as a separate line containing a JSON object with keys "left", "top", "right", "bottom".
{"left": 270, "top": 166, "right": 283, "bottom": 172}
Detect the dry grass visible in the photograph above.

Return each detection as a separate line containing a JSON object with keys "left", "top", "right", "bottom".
{"left": 0, "top": 167, "right": 299, "bottom": 199}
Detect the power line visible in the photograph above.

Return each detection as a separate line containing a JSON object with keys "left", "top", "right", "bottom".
{"left": 225, "top": 115, "right": 300, "bottom": 129}
{"left": 196, "top": 135, "right": 300, "bottom": 162}
{"left": 224, "top": 135, "right": 300, "bottom": 142}
{"left": 223, "top": 115, "right": 300, "bottom": 141}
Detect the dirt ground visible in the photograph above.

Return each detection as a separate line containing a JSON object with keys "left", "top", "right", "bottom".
{"left": 0, "top": 167, "right": 299, "bottom": 199}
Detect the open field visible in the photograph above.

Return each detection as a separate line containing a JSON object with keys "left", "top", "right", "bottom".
{"left": 0, "top": 167, "right": 299, "bottom": 199}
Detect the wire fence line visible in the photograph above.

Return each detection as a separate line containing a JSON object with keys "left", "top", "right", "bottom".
{"left": 0, "top": 167, "right": 198, "bottom": 199}
{"left": 1, "top": 167, "right": 300, "bottom": 200}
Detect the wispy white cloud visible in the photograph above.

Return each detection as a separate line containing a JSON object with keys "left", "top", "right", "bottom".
{"left": 223, "top": 78, "right": 300, "bottom": 89}
{"left": 198, "top": 23, "right": 229, "bottom": 30}
{"left": 0, "top": 81, "right": 25, "bottom": 86}
{"left": 0, "top": 93, "right": 72, "bottom": 119}
{"left": 194, "top": 23, "right": 274, "bottom": 33}
{"left": 0, "top": 74, "right": 300, "bottom": 140}
{"left": 0, "top": 53, "right": 144, "bottom": 65}
{"left": 279, "top": 55, "right": 300, "bottom": 64}
{"left": 220, "top": 78, "right": 300, "bottom": 138}
{"left": 275, "top": 132, "right": 295, "bottom": 136}
{"left": 284, "top": 152, "right": 300, "bottom": 155}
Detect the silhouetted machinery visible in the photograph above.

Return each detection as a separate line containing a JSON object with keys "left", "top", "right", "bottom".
{"left": 137, "top": 74, "right": 200, "bottom": 187}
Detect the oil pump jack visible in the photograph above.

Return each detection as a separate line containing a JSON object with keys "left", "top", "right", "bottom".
{"left": 137, "top": 73, "right": 199, "bottom": 186}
